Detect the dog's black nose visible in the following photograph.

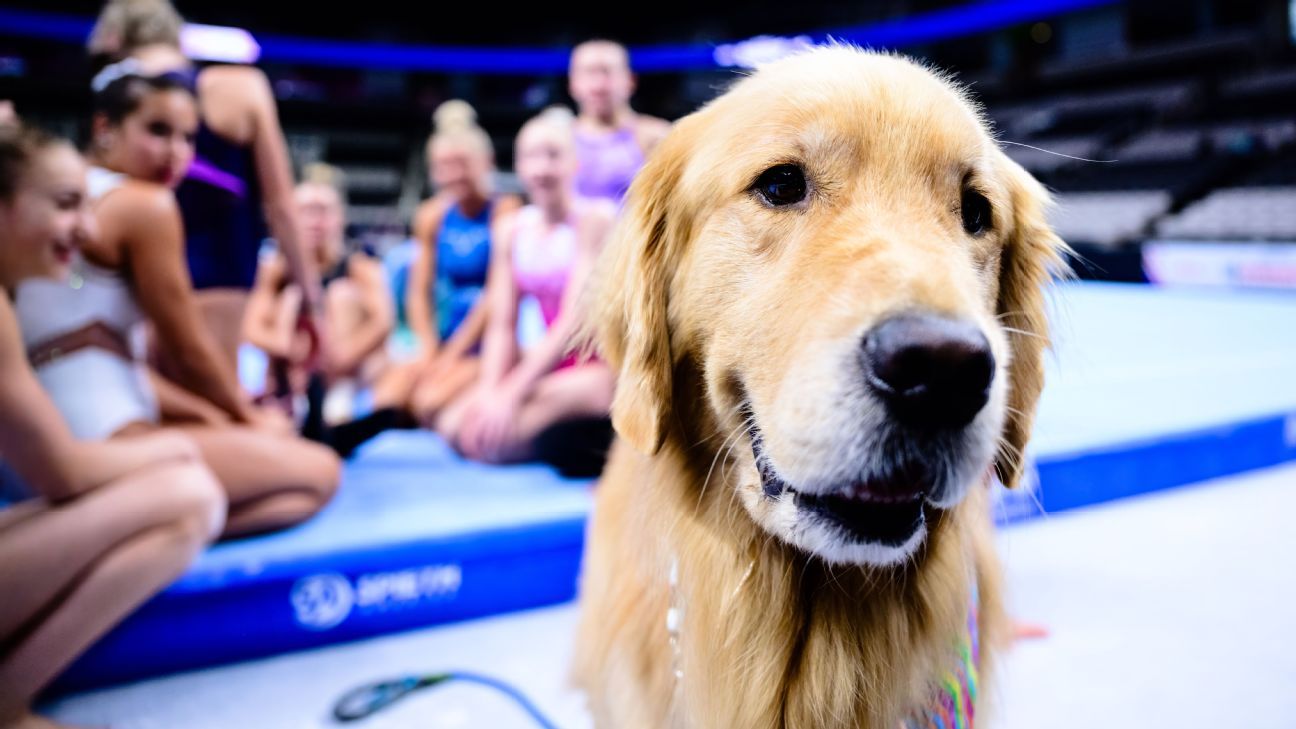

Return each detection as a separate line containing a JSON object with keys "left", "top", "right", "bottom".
{"left": 861, "top": 314, "right": 994, "bottom": 430}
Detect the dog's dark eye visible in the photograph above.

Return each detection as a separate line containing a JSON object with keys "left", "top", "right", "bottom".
{"left": 961, "top": 189, "right": 992, "bottom": 235}
{"left": 753, "top": 164, "right": 807, "bottom": 207}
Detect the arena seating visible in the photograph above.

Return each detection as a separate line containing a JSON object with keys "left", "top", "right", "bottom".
{"left": 975, "top": 58, "right": 1296, "bottom": 263}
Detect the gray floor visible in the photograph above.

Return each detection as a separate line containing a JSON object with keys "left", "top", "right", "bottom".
{"left": 46, "top": 462, "right": 1296, "bottom": 729}
{"left": 994, "top": 462, "right": 1296, "bottom": 729}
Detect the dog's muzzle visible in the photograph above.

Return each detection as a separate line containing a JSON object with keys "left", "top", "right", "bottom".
{"left": 748, "top": 313, "right": 995, "bottom": 552}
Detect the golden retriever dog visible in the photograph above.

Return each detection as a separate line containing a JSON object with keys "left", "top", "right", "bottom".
{"left": 573, "top": 46, "right": 1065, "bottom": 728}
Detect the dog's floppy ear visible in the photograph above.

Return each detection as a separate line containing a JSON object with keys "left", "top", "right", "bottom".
{"left": 995, "top": 160, "right": 1067, "bottom": 488}
{"left": 585, "top": 121, "right": 695, "bottom": 455}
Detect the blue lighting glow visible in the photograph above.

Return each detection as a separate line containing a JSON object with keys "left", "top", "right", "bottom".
{"left": 0, "top": 0, "right": 1122, "bottom": 74}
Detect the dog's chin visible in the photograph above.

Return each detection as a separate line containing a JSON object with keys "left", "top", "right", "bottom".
{"left": 749, "top": 472, "right": 934, "bottom": 568}
{"left": 781, "top": 496, "right": 931, "bottom": 567}
{"left": 744, "top": 424, "right": 977, "bottom": 568}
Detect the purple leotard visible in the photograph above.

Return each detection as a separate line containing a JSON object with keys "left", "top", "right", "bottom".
{"left": 574, "top": 125, "right": 644, "bottom": 203}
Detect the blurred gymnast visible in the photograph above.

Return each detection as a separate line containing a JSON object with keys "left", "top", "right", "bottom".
{"left": 0, "top": 121, "right": 225, "bottom": 729}
{"left": 88, "top": 0, "right": 326, "bottom": 371}
{"left": 438, "top": 107, "right": 615, "bottom": 465}
{"left": 568, "top": 39, "right": 670, "bottom": 202}
{"left": 245, "top": 164, "right": 407, "bottom": 456}
{"left": 11, "top": 67, "right": 338, "bottom": 538}
{"left": 396, "top": 100, "right": 521, "bottom": 426}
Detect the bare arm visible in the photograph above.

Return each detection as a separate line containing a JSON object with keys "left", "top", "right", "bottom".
{"left": 326, "top": 257, "right": 395, "bottom": 376}
{"left": 149, "top": 369, "right": 231, "bottom": 425}
{"left": 406, "top": 198, "right": 448, "bottom": 356}
{"left": 241, "top": 69, "right": 323, "bottom": 311}
{"left": 106, "top": 185, "right": 255, "bottom": 424}
{"left": 436, "top": 295, "right": 488, "bottom": 362}
{"left": 476, "top": 213, "right": 520, "bottom": 388}
{"left": 0, "top": 298, "right": 196, "bottom": 502}
{"left": 502, "top": 203, "right": 614, "bottom": 396}
{"left": 242, "top": 254, "right": 292, "bottom": 357}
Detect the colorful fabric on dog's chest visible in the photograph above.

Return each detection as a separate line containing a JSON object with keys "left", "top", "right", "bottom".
{"left": 903, "top": 585, "right": 980, "bottom": 729}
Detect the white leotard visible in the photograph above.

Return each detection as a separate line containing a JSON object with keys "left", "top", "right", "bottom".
{"left": 13, "top": 167, "right": 159, "bottom": 439}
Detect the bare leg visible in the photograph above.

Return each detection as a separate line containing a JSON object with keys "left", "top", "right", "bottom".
{"left": 179, "top": 427, "right": 340, "bottom": 538}
{"left": 193, "top": 289, "right": 250, "bottom": 375}
{"left": 369, "top": 359, "right": 423, "bottom": 411}
{"left": 498, "top": 364, "right": 614, "bottom": 462}
{"left": 441, "top": 364, "right": 614, "bottom": 464}
{"left": 116, "top": 424, "right": 341, "bottom": 539}
{"left": 0, "top": 462, "right": 225, "bottom": 723}
{"left": 410, "top": 357, "right": 480, "bottom": 427}
{"left": 432, "top": 382, "right": 479, "bottom": 444}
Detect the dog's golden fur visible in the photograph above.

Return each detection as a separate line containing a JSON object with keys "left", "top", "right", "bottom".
{"left": 574, "top": 47, "right": 1064, "bottom": 728}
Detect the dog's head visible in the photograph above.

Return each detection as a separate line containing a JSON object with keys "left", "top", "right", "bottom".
{"left": 589, "top": 47, "right": 1064, "bottom": 567}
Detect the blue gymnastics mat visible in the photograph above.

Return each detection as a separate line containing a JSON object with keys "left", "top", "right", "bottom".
{"left": 997, "top": 283, "right": 1296, "bottom": 521}
{"left": 54, "top": 433, "right": 592, "bottom": 692}
{"left": 51, "top": 282, "right": 1296, "bottom": 692}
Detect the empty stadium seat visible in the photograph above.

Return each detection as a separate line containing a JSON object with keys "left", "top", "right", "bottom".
{"left": 1051, "top": 191, "right": 1172, "bottom": 246}
{"left": 1156, "top": 187, "right": 1296, "bottom": 241}
{"left": 1110, "top": 128, "right": 1205, "bottom": 163}
{"left": 1154, "top": 149, "right": 1296, "bottom": 241}
{"left": 1204, "top": 118, "right": 1296, "bottom": 154}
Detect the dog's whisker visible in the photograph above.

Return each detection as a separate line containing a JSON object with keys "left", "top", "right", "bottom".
{"left": 991, "top": 436, "right": 1049, "bottom": 521}
{"left": 994, "top": 309, "right": 1034, "bottom": 322}
{"left": 823, "top": 562, "right": 848, "bottom": 597}
{"left": 692, "top": 408, "right": 746, "bottom": 448}
{"left": 1000, "top": 326, "right": 1046, "bottom": 341}
{"left": 999, "top": 139, "right": 1117, "bottom": 164}
{"left": 698, "top": 414, "right": 755, "bottom": 510}
{"left": 714, "top": 420, "right": 755, "bottom": 492}
{"left": 1028, "top": 492, "right": 1050, "bottom": 521}
{"left": 994, "top": 433, "right": 1027, "bottom": 462}
{"left": 1002, "top": 404, "right": 1030, "bottom": 419}
{"left": 700, "top": 421, "right": 743, "bottom": 497}
{"left": 1018, "top": 473, "right": 1050, "bottom": 522}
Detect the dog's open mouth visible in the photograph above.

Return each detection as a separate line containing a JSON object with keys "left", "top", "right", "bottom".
{"left": 750, "top": 422, "right": 929, "bottom": 548}
{"left": 794, "top": 490, "right": 926, "bottom": 547}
